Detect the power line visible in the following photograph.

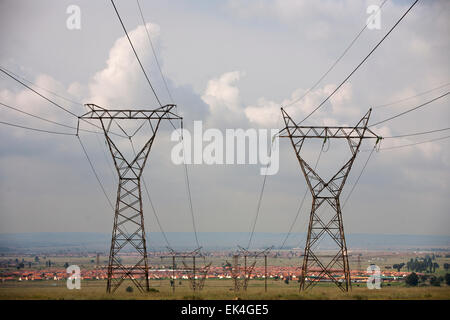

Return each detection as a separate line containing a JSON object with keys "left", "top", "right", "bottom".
{"left": 1, "top": 66, "right": 125, "bottom": 138}
{"left": 246, "top": 114, "right": 283, "bottom": 250}
{"left": 246, "top": 130, "right": 282, "bottom": 251}
{"left": 77, "top": 135, "right": 115, "bottom": 210}
{"left": 174, "top": 121, "right": 200, "bottom": 249}
{"left": 369, "top": 91, "right": 449, "bottom": 127}
{"left": 0, "top": 101, "right": 77, "bottom": 130}
{"left": 183, "top": 149, "right": 200, "bottom": 249}
{"left": 384, "top": 126, "right": 450, "bottom": 139}
{"left": 136, "top": 0, "right": 174, "bottom": 104}
{"left": 297, "top": 0, "right": 419, "bottom": 125}
{"left": 0, "top": 67, "right": 78, "bottom": 117}
{"left": 0, "top": 120, "right": 76, "bottom": 136}
{"left": 374, "top": 134, "right": 450, "bottom": 151}
{"left": 284, "top": 0, "right": 388, "bottom": 109}
{"left": 0, "top": 65, "right": 83, "bottom": 106}
{"left": 0, "top": 101, "right": 101, "bottom": 135}
{"left": 247, "top": 164, "right": 269, "bottom": 250}
{"left": 110, "top": 0, "right": 163, "bottom": 107}
{"left": 0, "top": 66, "right": 127, "bottom": 139}
{"left": 316, "top": 134, "right": 449, "bottom": 251}
{"left": 373, "top": 82, "right": 450, "bottom": 108}
{"left": 0, "top": 108, "right": 124, "bottom": 217}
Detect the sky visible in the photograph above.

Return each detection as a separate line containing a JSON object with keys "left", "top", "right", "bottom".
{"left": 0, "top": 0, "right": 449, "bottom": 246}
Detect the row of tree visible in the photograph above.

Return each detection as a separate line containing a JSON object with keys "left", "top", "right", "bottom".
{"left": 406, "top": 257, "right": 439, "bottom": 273}
{"left": 405, "top": 272, "right": 450, "bottom": 287}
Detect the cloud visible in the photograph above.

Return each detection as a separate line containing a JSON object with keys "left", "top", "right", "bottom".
{"left": 200, "top": 71, "right": 358, "bottom": 129}
{"left": 244, "top": 97, "right": 281, "bottom": 128}
{"left": 201, "top": 71, "right": 247, "bottom": 127}
{"left": 84, "top": 21, "right": 208, "bottom": 125}
{"left": 87, "top": 23, "right": 162, "bottom": 108}
{"left": 0, "top": 0, "right": 449, "bottom": 237}
{"left": 244, "top": 82, "right": 355, "bottom": 128}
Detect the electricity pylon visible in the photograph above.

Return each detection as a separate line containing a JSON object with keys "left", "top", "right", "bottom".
{"left": 78, "top": 103, "right": 181, "bottom": 293}
{"left": 161, "top": 247, "right": 210, "bottom": 293}
{"left": 279, "top": 108, "right": 380, "bottom": 292}
{"left": 232, "top": 246, "right": 273, "bottom": 292}
{"left": 181, "top": 257, "right": 211, "bottom": 292}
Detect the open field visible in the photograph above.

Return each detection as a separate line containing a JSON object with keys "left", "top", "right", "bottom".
{"left": 2, "top": 251, "right": 449, "bottom": 300}
{"left": 2, "top": 250, "right": 449, "bottom": 269}
{"left": 1, "top": 279, "right": 449, "bottom": 300}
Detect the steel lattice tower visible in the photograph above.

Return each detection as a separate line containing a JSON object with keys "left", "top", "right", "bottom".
{"left": 161, "top": 247, "right": 211, "bottom": 293}
{"left": 280, "top": 108, "right": 380, "bottom": 291}
{"left": 79, "top": 103, "right": 181, "bottom": 293}
{"left": 231, "top": 246, "right": 273, "bottom": 292}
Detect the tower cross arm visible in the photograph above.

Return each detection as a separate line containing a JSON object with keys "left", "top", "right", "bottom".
{"left": 79, "top": 103, "right": 182, "bottom": 120}
{"left": 237, "top": 245, "right": 274, "bottom": 258}
{"left": 279, "top": 125, "right": 380, "bottom": 139}
{"left": 161, "top": 247, "right": 204, "bottom": 258}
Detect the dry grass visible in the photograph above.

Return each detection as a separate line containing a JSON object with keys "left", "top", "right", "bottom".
{"left": 0, "top": 279, "right": 449, "bottom": 300}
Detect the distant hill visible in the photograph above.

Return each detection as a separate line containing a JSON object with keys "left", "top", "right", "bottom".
{"left": 0, "top": 232, "right": 448, "bottom": 253}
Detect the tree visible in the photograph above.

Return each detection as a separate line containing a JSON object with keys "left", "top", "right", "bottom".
{"left": 64, "top": 262, "right": 69, "bottom": 269}
{"left": 419, "top": 275, "right": 429, "bottom": 283}
{"left": 126, "top": 286, "right": 133, "bottom": 293}
{"left": 444, "top": 273, "right": 450, "bottom": 286}
{"left": 393, "top": 263, "right": 405, "bottom": 272}
{"left": 407, "top": 259, "right": 413, "bottom": 271}
{"left": 405, "top": 272, "right": 419, "bottom": 286}
{"left": 429, "top": 276, "right": 441, "bottom": 287}
{"left": 427, "top": 257, "right": 433, "bottom": 273}
{"left": 432, "top": 262, "right": 439, "bottom": 273}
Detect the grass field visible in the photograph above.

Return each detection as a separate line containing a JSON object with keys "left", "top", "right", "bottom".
{"left": 1, "top": 279, "right": 449, "bottom": 300}
{"left": 2, "top": 251, "right": 449, "bottom": 300}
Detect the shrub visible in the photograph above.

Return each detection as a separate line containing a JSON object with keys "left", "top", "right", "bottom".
{"left": 429, "top": 276, "right": 441, "bottom": 287}
{"left": 126, "top": 286, "right": 134, "bottom": 293}
{"left": 405, "top": 272, "right": 419, "bottom": 286}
